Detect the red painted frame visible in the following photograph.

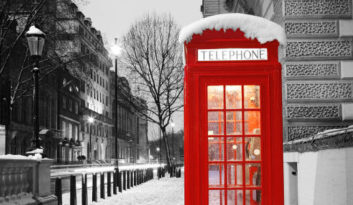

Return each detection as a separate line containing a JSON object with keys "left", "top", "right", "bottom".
{"left": 184, "top": 29, "right": 284, "bottom": 205}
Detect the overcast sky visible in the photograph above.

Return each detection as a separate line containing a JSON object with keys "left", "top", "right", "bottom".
{"left": 81, "top": 0, "right": 202, "bottom": 42}
{"left": 80, "top": 0, "right": 202, "bottom": 137}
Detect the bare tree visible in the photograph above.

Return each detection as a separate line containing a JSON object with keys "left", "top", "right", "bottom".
{"left": 122, "top": 13, "right": 184, "bottom": 168}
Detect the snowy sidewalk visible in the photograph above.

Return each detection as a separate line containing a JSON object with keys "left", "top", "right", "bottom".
{"left": 92, "top": 176, "right": 184, "bottom": 205}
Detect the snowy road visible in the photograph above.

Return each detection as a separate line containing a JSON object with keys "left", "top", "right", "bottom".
{"left": 92, "top": 176, "right": 184, "bottom": 205}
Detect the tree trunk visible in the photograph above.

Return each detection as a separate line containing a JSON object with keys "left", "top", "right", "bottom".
{"left": 161, "top": 127, "right": 172, "bottom": 169}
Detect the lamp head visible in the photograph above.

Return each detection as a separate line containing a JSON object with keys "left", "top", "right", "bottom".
{"left": 26, "top": 25, "right": 46, "bottom": 57}
{"left": 111, "top": 38, "right": 122, "bottom": 57}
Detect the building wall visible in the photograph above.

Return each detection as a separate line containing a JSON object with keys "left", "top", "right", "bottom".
{"left": 284, "top": 150, "right": 353, "bottom": 205}
{"left": 202, "top": 0, "right": 353, "bottom": 144}
{"left": 137, "top": 113, "right": 148, "bottom": 163}
{"left": 278, "top": 0, "right": 353, "bottom": 143}
{"left": 202, "top": 0, "right": 229, "bottom": 17}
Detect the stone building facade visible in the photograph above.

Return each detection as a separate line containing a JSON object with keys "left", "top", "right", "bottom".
{"left": 110, "top": 73, "right": 149, "bottom": 164}
{"left": 56, "top": 67, "right": 82, "bottom": 163}
{"left": 56, "top": 0, "right": 113, "bottom": 162}
{"left": 201, "top": 0, "right": 353, "bottom": 204}
{"left": 202, "top": 0, "right": 353, "bottom": 144}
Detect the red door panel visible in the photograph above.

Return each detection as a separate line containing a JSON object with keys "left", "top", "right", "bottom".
{"left": 200, "top": 77, "right": 269, "bottom": 205}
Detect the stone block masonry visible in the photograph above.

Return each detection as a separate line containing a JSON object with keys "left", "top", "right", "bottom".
{"left": 281, "top": 0, "right": 353, "bottom": 143}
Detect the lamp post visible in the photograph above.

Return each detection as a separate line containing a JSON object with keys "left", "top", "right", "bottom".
{"left": 111, "top": 38, "right": 122, "bottom": 164}
{"left": 156, "top": 147, "right": 160, "bottom": 163}
{"left": 26, "top": 25, "right": 46, "bottom": 150}
{"left": 88, "top": 116, "right": 94, "bottom": 162}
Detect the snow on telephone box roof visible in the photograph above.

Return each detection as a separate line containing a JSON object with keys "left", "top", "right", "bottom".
{"left": 179, "top": 13, "right": 286, "bottom": 46}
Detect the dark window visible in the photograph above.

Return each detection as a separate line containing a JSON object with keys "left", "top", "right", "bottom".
{"left": 63, "top": 96, "right": 67, "bottom": 109}
{"left": 68, "top": 99, "right": 72, "bottom": 112}
{"left": 74, "top": 102, "right": 79, "bottom": 114}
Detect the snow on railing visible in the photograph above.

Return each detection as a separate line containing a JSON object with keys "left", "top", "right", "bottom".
{"left": 51, "top": 163, "right": 166, "bottom": 177}
{"left": 284, "top": 125, "right": 353, "bottom": 145}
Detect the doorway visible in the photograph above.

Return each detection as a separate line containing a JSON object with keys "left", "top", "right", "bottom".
{"left": 206, "top": 84, "right": 263, "bottom": 205}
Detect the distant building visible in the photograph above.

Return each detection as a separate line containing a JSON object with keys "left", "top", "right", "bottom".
{"left": 110, "top": 73, "right": 149, "bottom": 164}
{"left": 201, "top": 0, "right": 353, "bottom": 204}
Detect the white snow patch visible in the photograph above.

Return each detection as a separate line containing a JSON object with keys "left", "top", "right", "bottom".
{"left": 27, "top": 25, "right": 45, "bottom": 35}
{"left": 0, "top": 149, "right": 44, "bottom": 160}
{"left": 26, "top": 148, "right": 43, "bottom": 160}
{"left": 179, "top": 13, "right": 286, "bottom": 45}
{"left": 26, "top": 148, "right": 43, "bottom": 154}
{"left": 0, "top": 154, "right": 32, "bottom": 160}
{"left": 0, "top": 154, "right": 41, "bottom": 160}
{"left": 284, "top": 125, "right": 353, "bottom": 145}
{"left": 93, "top": 176, "right": 184, "bottom": 205}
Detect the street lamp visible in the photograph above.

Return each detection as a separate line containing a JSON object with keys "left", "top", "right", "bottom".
{"left": 111, "top": 38, "right": 122, "bottom": 164}
{"left": 156, "top": 147, "right": 160, "bottom": 163}
{"left": 26, "top": 25, "right": 46, "bottom": 150}
{"left": 88, "top": 116, "right": 94, "bottom": 162}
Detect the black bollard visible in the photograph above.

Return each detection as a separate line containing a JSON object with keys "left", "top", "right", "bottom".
{"left": 123, "top": 171, "right": 126, "bottom": 190}
{"left": 100, "top": 173, "right": 105, "bottom": 199}
{"left": 113, "top": 170, "right": 117, "bottom": 195}
{"left": 131, "top": 170, "right": 134, "bottom": 188}
{"left": 55, "top": 178, "right": 62, "bottom": 205}
{"left": 92, "top": 174, "right": 97, "bottom": 202}
{"left": 82, "top": 174, "right": 88, "bottom": 205}
{"left": 118, "top": 171, "right": 122, "bottom": 192}
{"left": 134, "top": 170, "right": 137, "bottom": 186}
{"left": 70, "top": 175, "right": 77, "bottom": 205}
{"left": 127, "top": 171, "right": 130, "bottom": 189}
{"left": 107, "top": 172, "right": 111, "bottom": 197}
{"left": 137, "top": 170, "right": 139, "bottom": 184}
{"left": 139, "top": 170, "right": 142, "bottom": 184}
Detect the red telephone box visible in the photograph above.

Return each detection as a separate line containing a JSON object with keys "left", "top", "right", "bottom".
{"left": 182, "top": 14, "right": 285, "bottom": 205}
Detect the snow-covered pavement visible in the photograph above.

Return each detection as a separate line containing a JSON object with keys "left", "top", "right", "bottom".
{"left": 93, "top": 176, "right": 184, "bottom": 205}
{"left": 61, "top": 170, "right": 184, "bottom": 205}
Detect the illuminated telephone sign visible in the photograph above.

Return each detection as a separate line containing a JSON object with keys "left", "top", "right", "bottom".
{"left": 181, "top": 14, "right": 285, "bottom": 205}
